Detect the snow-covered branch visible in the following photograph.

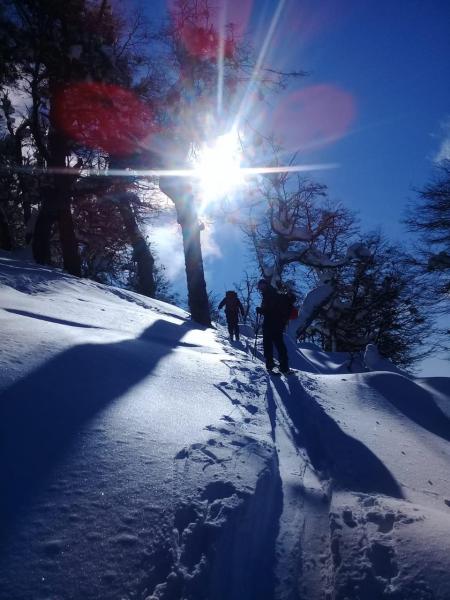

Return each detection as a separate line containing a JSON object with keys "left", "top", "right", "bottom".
{"left": 280, "top": 246, "right": 347, "bottom": 269}
{"left": 295, "top": 274, "right": 335, "bottom": 338}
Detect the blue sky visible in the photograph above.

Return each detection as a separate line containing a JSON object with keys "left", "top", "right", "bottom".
{"left": 248, "top": 0, "right": 450, "bottom": 238}
{"left": 142, "top": 0, "right": 450, "bottom": 374}
{"left": 298, "top": 1, "right": 450, "bottom": 237}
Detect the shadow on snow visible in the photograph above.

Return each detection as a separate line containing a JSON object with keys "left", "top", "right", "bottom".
{"left": 363, "top": 372, "right": 450, "bottom": 443}
{"left": 4, "top": 308, "right": 104, "bottom": 329}
{"left": 268, "top": 376, "right": 403, "bottom": 499}
{"left": 0, "top": 318, "right": 197, "bottom": 532}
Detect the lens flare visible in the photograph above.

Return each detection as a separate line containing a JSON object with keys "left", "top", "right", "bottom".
{"left": 273, "top": 84, "right": 356, "bottom": 151}
{"left": 54, "top": 82, "right": 156, "bottom": 155}
{"left": 194, "top": 131, "right": 244, "bottom": 202}
{"left": 168, "top": 0, "right": 254, "bottom": 60}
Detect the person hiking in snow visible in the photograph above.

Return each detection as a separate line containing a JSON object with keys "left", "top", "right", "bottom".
{"left": 256, "top": 279, "right": 290, "bottom": 374}
{"left": 218, "top": 290, "right": 244, "bottom": 341}
{"left": 275, "top": 281, "right": 298, "bottom": 330}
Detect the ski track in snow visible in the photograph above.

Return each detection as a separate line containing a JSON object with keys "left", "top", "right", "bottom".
{"left": 1, "top": 252, "right": 450, "bottom": 600}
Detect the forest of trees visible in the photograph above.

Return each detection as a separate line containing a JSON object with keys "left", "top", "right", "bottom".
{"left": 0, "top": 0, "right": 448, "bottom": 369}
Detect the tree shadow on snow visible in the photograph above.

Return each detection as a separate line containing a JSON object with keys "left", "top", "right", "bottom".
{"left": 363, "top": 373, "right": 450, "bottom": 442}
{"left": 269, "top": 376, "right": 403, "bottom": 499}
{"left": 0, "top": 318, "right": 192, "bottom": 530}
{"left": 4, "top": 308, "right": 104, "bottom": 329}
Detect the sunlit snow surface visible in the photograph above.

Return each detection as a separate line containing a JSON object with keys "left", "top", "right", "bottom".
{"left": 1, "top": 251, "right": 449, "bottom": 600}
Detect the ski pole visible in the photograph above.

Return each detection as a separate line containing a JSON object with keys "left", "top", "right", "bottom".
{"left": 252, "top": 313, "right": 261, "bottom": 360}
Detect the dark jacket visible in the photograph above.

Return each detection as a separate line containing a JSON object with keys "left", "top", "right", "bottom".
{"left": 258, "top": 285, "right": 286, "bottom": 329}
{"left": 218, "top": 291, "right": 244, "bottom": 321}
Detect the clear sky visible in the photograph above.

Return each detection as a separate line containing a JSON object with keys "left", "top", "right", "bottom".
{"left": 139, "top": 0, "right": 450, "bottom": 374}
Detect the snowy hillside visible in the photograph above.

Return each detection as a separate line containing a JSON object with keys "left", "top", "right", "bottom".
{"left": 1, "top": 251, "right": 450, "bottom": 600}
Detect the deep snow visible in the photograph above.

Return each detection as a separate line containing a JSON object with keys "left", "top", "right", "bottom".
{"left": 0, "top": 251, "right": 449, "bottom": 600}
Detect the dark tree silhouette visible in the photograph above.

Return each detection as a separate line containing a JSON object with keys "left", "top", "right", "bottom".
{"left": 404, "top": 159, "right": 450, "bottom": 307}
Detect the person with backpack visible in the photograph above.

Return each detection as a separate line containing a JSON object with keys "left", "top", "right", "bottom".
{"left": 218, "top": 290, "right": 245, "bottom": 341}
{"left": 256, "top": 279, "right": 291, "bottom": 374}
{"left": 276, "top": 282, "right": 298, "bottom": 330}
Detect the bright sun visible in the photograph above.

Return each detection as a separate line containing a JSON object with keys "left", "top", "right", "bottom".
{"left": 194, "top": 131, "right": 244, "bottom": 203}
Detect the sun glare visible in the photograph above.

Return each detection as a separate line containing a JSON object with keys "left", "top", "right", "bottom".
{"left": 194, "top": 131, "right": 244, "bottom": 203}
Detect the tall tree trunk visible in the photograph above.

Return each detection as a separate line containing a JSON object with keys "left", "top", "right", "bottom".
{"left": 331, "top": 333, "right": 337, "bottom": 352}
{"left": 23, "top": 201, "right": 31, "bottom": 228}
{"left": 0, "top": 206, "right": 12, "bottom": 250}
{"left": 58, "top": 203, "right": 81, "bottom": 276}
{"left": 160, "top": 178, "right": 211, "bottom": 327}
{"left": 178, "top": 202, "right": 211, "bottom": 327}
{"left": 32, "top": 193, "right": 56, "bottom": 265}
{"left": 33, "top": 174, "right": 81, "bottom": 276}
{"left": 117, "top": 192, "right": 155, "bottom": 298}
{"left": 32, "top": 91, "right": 81, "bottom": 276}
{"left": 8, "top": 118, "right": 31, "bottom": 228}
{"left": 108, "top": 151, "right": 156, "bottom": 298}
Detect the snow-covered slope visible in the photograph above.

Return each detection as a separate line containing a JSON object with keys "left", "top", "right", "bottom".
{"left": 1, "top": 251, "right": 449, "bottom": 600}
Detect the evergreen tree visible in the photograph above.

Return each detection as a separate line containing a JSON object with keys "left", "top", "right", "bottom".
{"left": 404, "top": 160, "right": 450, "bottom": 309}
{"left": 305, "top": 234, "right": 430, "bottom": 368}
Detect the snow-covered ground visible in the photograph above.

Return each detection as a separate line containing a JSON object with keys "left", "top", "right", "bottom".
{"left": 1, "top": 251, "right": 449, "bottom": 600}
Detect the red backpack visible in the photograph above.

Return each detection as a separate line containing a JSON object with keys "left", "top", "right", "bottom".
{"left": 277, "top": 290, "right": 297, "bottom": 321}
{"left": 289, "top": 305, "right": 299, "bottom": 320}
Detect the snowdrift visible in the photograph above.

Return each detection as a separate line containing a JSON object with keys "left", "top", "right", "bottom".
{"left": 1, "top": 251, "right": 449, "bottom": 600}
